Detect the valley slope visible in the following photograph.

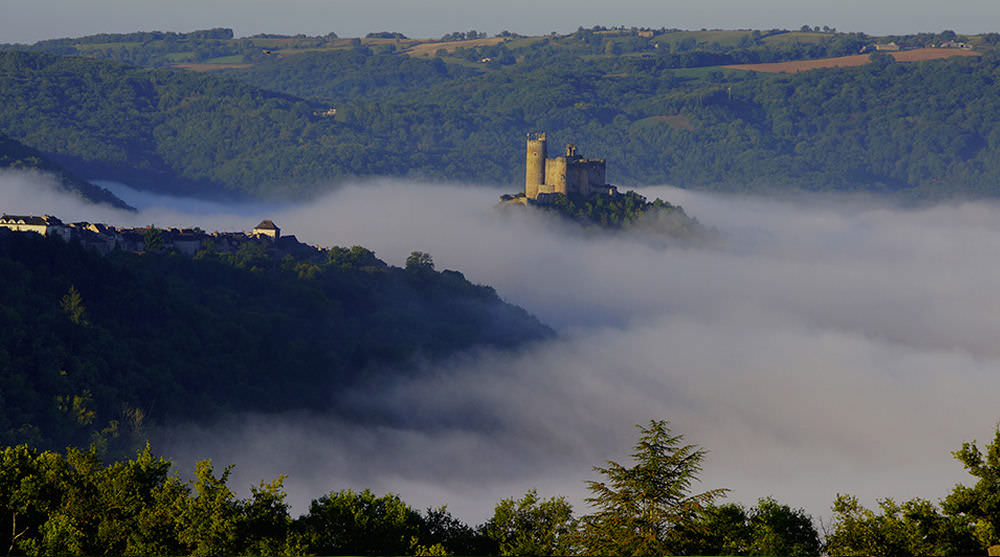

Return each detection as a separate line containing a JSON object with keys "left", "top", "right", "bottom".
{"left": 215, "top": 35, "right": 1000, "bottom": 199}
{"left": 2, "top": 28, "right": 999, "bottom": 199}
{"left": 0, "top": 228, "right": 551, "bottom": 452}
{"left": 0, "top": 133, "right": 133, "bottom": 209}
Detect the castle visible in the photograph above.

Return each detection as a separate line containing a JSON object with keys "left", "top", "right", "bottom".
{"left": 524, "top": 132, "right": 618, "bottom": 200}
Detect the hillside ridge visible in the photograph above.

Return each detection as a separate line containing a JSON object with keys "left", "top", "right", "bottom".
{"left": 0, "top": 221, "right": 552, "bottom": 451}
{"left": 2, "top": 27, "right": 1000, "bottom": 199}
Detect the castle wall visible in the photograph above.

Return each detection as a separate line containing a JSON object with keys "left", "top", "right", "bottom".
{"left": 568, "top": 162, "right": 588, "bottom": 195}
{"left": 560, "top": 158, "right": 606, "bottom": 195}
{"left": 585, "top": 160, "right": 606, "bottom": 192}
{"left": 544, "top": 157, "right": 568, "bottom": 194}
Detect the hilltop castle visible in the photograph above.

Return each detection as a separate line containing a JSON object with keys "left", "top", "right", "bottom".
{"left": 524, "top": 132, "right": 618, "bottom": 200}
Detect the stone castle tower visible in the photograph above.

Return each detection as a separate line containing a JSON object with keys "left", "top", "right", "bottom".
{"left": 525, "top": 132, "right": 547, "bottom": 199}
{"left": 524, "top": 132, "right": 617, "bottom": 200}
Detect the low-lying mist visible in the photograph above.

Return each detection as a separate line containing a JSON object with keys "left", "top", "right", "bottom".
{"left": 4, "top": 169, "right": 1000, "bottom": 526}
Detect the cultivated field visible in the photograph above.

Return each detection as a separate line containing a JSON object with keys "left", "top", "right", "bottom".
{"left": 723, "top": 47, "right": 981, "bottom": 73}
{"left": 652, "top": 29, "right": 753, "bottom": 48}
{"left": 405, "top": 36, "right": 509, "bottom": 57}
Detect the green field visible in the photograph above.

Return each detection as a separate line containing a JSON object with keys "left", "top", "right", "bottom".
{"left": 164, "top": 51, "right": 196, "bottom": 62}
{"left": 652, "top": 29, "right": 753, "bottom": 48}
{"left": 203, "top": 54, "right": 245, "bottom": 64}
{"left": 498, "top": 36, "right": 546, "bottom": 50}
{"left": 762, "top": 31, "right": 833, "bottom": 44}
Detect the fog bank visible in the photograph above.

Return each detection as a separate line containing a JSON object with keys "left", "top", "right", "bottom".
{"left": 3, "top": 169, "right": 999, "bottom": 525}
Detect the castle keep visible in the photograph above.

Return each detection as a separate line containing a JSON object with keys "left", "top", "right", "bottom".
{"left": 524, "top": 132, "right": 618, "bottom": 200}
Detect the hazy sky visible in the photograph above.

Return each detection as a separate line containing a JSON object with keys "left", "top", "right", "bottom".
{"left": 2, "top": 0, "right": 999, "bottom": 45}
{"left": 4, "top": 170, "right": 1000, "bottom": 528}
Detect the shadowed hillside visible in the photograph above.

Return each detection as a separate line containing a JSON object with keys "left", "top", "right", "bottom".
{"left": 0, "top": 228, "right": 552, "bottom": 451}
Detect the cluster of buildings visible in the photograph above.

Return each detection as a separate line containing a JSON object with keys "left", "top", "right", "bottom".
{"left": 869, "top": 40, "right": 974, "bottom": 52}
{"left": 0, "top": 214, "right": 308, "bottom": 257}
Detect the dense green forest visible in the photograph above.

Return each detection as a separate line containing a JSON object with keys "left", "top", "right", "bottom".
{"left": 0, "top": 134, "right": 132, "bottom": 208}
{"left": 0, "top": 50, "right": 340, "bottom": 198}
{"left": 2, "top": 28, "right": 1000, "bottom": 199}
{"left": 0, "top": 230, "right": 551, "bottom": 451}
{"left": 504, "top": 190, "right": 707, "bottom": 238}
{"left": 5, "top": 419, "right": 1000, "bottom": 556}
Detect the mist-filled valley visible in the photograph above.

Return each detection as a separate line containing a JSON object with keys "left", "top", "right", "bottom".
{"left": 2, "top": 169, "right": 998, "bottom": 529}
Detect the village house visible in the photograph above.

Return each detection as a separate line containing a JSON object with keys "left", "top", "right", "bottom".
{"left": 938, "top": 40, "right": 972, "bottom": 49}
{"left": 164, "top": 228, "right": 204, "bottom": 256}
{"left": 0, "top": 214, "right": 71, "bottom": 241}
{"left": 874, "top": 42, "right": 900, "bottom": 51}
{"left": 68, "top": 222, "right": 121, "bottom": 254}
{"left": 253, "top": 220, "right": 281, "bottom": 239}
{"left": 210, "top": 231, "right": 248, "bottom": 253}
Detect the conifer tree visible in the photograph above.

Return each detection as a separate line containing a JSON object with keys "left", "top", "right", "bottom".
{"left": 59, "top": 285, "right": 88, "bottom": 326}
{"left": 575, "top": 420, "right": 727, "bottom": 556}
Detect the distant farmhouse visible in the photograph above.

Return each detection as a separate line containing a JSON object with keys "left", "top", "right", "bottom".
{"left": 938, "top": 40, "right": 972, "bottom": 49}
{"left": 507, "top": 132, "right": 618, "bottom": 205}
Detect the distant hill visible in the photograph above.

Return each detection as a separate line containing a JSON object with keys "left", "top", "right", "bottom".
{"left": 0, "top": 50, "right": 343, "bottom": 199}
{"left": 0, "top": 133, "right": 133, "bottom": 209}
{"left": 0, "top": 228, "right": 552, "bottom": 450}
{"left": 3, "top": 28, "right": 1000, "bottom": 199}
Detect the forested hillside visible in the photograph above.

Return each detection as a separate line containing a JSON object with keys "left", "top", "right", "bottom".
{"left": 0, "top": 51, "right": 346, "bottom": 198}
{"left": 0, "top": 134, "right": 132, "bottom": 208}
{"left": 0, "top": 229, "right": 551, "bottom": 451}
{"left": 2, "top": 28, "right": 1000, "bottom": 198}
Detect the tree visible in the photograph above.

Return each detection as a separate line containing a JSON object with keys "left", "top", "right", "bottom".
{"left": 87, "top": 443, "right": 185, "bottom": 556}
{"left": 0, "top": 446, "right": 70, "bottom": 556}
{"left": 939, "top": 30, "right": 958, "bottom": 42}
{"left": 176, "top": 460, "right": 240, "bottom": 556}
{"left": 868, "top": 51, "right": 896, "bottom": 70}
{"left": 142, "top": 226, "right": 163, "bottom": 253}
{"left": 746, "top": 497, "right": 820, "bottom": 556}
{"left": 826, "top": 495, "right": 886, "bottom": 556}
{"left": 0, "top": 443, "right": 298, "bottom": 557}
{"left": 827, "top": 494, "right": 976, "bottom": 556}
{"left": 405, "top": 251, "right": 434, "bottom": 272}
{"left": 575, "top": 420, "right": 728, "bottom": 555}
{"left": 484, "top": 489, "right": 576, "bottom": 556}
{"left": 943, "top": 426, "right": 1000, "bottom": 551}
{"left": 419, "top": 506, "right": 488, "bottom": 556}
{"left": 238, "top": 476, "right": 292, "bottom": 556}
{"left": 59, "top": 285, "right": 88, "bottom": 326}
{"left": 676, "top": 497, "right": 820, "bottom": 556}
{"left": 675, "top": 502, "right": 750, "bottom": 555}
{"left": 299, "top": 489, "right": 423, "bottom": 555}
